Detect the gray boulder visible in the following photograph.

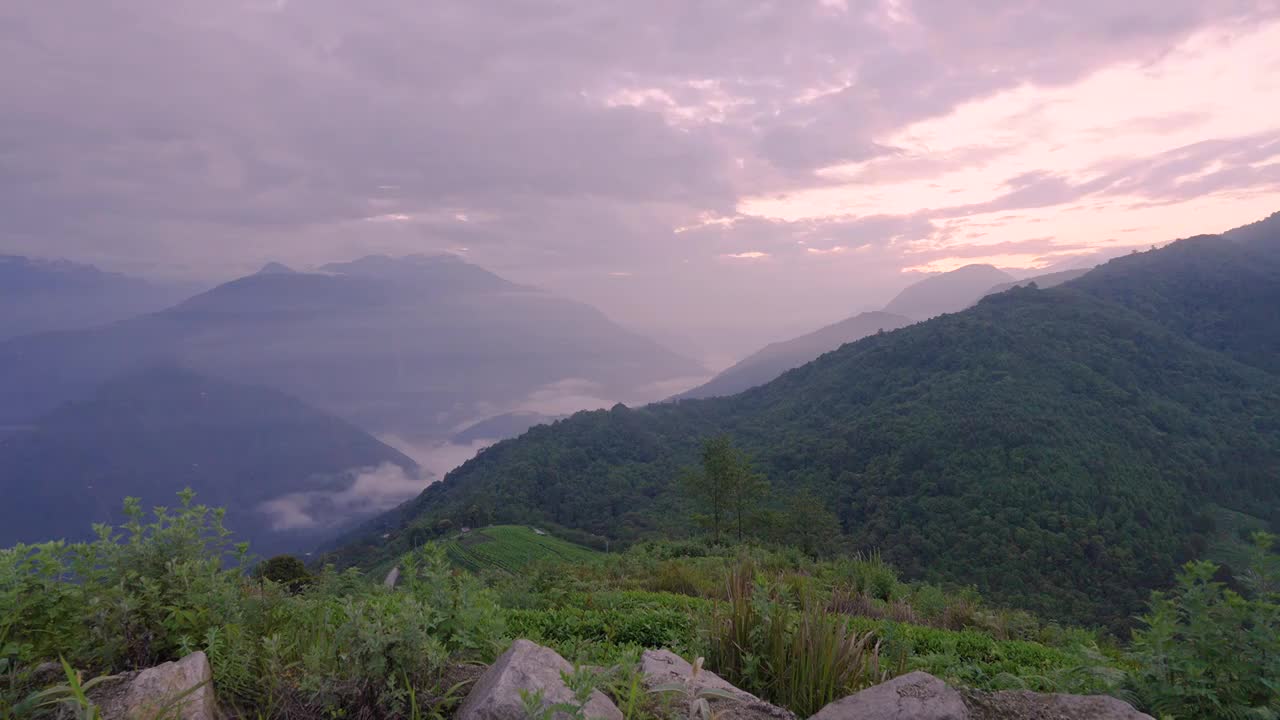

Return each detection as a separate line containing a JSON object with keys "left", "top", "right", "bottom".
{"left": 810, "top": 672, "right": 967, "bottom": 720}
{"left": 639, "top": 650, "right": 795, "bottom": 720}
{"left": 811, "top": 672, "right": 1154, "bottom": 720}
{"left": 455, "top": 639, "right": 622, "bottom": 720}
{"left": 641, "top": 650, "right": 756, "bottom": 701}
{"left": 964, "top": 688, "right": 1153, "bottom": 719}
{"left": 89, "top": 651, "right": 218, "bottom": 720}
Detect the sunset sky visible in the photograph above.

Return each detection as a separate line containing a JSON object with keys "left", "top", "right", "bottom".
{"left": 4, "top": 1, "right": 1279, "bottom": 361}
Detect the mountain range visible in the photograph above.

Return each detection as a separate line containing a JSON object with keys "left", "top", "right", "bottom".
{"left": 677, "top": 265, "right": 1090, "bottom": 401}
{"left": 0, "top": 367, "right": 418, "bottom": 555}
{"left": 882, "top": 264, "right": 1017, "bottom": 320}
{"left": 0, "top": 256, "right": 200, "bottom": 341}
{"left": 0, "top": 254, "right": 703, "bottom": 437}
{"left": 332, "top": 213, "right": 1280, "bottom": 629}
{"left": 675, "top": 311, "right": 914, "bottom": 400}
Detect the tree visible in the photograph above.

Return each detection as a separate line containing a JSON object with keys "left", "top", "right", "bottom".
{"left": 781, "top": 489, "right": 842, "bottom": 558}
{"left": 728, "top": 461, "right": 768, "bottom": 543}
{"left": 683, "top": 436, "right": 765, "bottom": 544}
{"left": 254, "top": 555, "right": 314, "bottom": 592}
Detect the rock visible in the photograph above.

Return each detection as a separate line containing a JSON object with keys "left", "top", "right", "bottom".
{"left": 811, "top": 672, "right": 1155, "bottom": 720}
{"left": 31, "top": 661, "right": 65, "bottom": 686}
{"left": 963, "top": 689, "right": 1154, "bottom": 720}
{"left": 810, "top": 672, "right": 967, "bottom": 720}
{"left": 90, "top": 652, "right": 217, "bottom": 720}
{"left": 640, "top": 650, "right": 756, "bottom": 701}
{"left": 455, "top": 639, "right": 622, "bottom": 720}
{"left": 639, "top": 650, "right": 796, "bottom": 720}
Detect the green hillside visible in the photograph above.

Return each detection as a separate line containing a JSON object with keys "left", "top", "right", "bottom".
{"left": 444, "top": 525, "right": 601, "bottom": 572}
{"left": 333, "top": 216, "right": 1280, "bottom": 629}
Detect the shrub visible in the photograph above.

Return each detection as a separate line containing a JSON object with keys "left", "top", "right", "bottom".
{"left": 255, "top": 555, "right": 315, "bottom": 592}
{"left": 0, "top": 492, "right": 506, "bottom": 718}
{"left": 1126, "top": 559, "right": 1279, "bottom": 719}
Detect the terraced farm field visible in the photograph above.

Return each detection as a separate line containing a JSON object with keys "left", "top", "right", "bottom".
{"left": 444, "top": 525, "right": 601, "bottom": 572}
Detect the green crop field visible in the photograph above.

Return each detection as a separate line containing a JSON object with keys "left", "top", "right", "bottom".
{"left": 444, "top": 525, "right": 601, "bottom": 572}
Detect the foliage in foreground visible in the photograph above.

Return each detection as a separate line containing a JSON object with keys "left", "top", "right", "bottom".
{"left": 0, "top": 492, "right": 505, "bottom": 719}
{"left": 3, "top": 495, "right": 1278, "bottom": 720}
{"left": 1127, "top": 538, "right": 1280, "bottom": 720}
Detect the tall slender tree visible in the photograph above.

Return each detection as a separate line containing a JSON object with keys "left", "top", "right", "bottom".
{"left": 684, "top": 436, "right": 766, "bottom": 543}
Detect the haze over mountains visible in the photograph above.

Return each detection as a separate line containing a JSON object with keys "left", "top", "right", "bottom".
{"left": 0, "top": 254, "right": 704, "bottom": 438}
{"left": 335, "top": 213, "right": 1280, "bottom": 628}
{"left": 0, "top": 256, "right": 200, "bottom": 341}
{"left": 882, "top": 264, "right": 1017, "bottom": 321}
{"left": 677, "top": 264, "right": 1093, "bottom": 400}
{"left": 675, "top": 311, "right": 914, "bottom": 400}
{"left": 0, "top": 367, "right": 418, "bottom": 554}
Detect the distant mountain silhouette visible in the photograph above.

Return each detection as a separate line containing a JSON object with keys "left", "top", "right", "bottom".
{"left": 0, "top": 367, "right": 418, "bottom": 555}
{"left": 674, "top": 311, "right": 914, "bottom": 400}
{"left": 0, "top": 254, "right": 703, "bottom": 436}
{"left": 0, "top": 255, "right": 200, "bottom": 341}
{"left": 450, "top": 411, "right": 565, "bottom": 445}
{"left": 255, "top": 261, "right": 296, "bottom": 275}
{"left": 883, "top": 264, "right": 1016, "bottom": 320}
{"left": 675, "top": 264, "right": 1025, "bottom": 401}
{"left": 981, "top": 268, "right": 1092, "bottom": 297}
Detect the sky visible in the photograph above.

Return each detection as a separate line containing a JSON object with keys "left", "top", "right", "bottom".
{"left": 4, "top": 1, "right": 1280, "bottom": 364}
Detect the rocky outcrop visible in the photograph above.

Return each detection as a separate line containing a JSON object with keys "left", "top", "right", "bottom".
{"left": 963, "top": 688, "right": 1153, "bottom": 719}
{"left": 88, "top": 651, "right": 218, "bottom": 720}
{"left": 810, "top": 672, "right": 1153, "bottom": 720}
{"left": 639, "top": 650, "right": 795, "bottom": 720}
{"left": 455, "top": 639, "right": 622, "bottom": 720}
{"left": 810, "top": 672, "right": 967, "bottom": 720}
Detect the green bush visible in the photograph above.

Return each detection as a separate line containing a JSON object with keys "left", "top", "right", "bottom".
{"left": 1126, "top": 557, "right": 1279, "bottom": 719}
{"left": 0, "top": 492, "right": 506, "bottom": 718}
{"left": 255, "top": 555, "right": 315, "bottom": 592}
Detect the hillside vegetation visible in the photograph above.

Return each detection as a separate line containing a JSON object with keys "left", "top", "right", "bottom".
{"left": 337, "top": 216, "right": 1280, "bottom": 629}
{"left": 4, "top": 497, "right": 1276, "bottom": 720}
{"left": 443, "top": 525, "right": 600, "bottom": 573}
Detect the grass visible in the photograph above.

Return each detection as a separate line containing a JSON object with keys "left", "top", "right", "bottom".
{"left": 444, "top": 526, "right": 601, "bottom": 573}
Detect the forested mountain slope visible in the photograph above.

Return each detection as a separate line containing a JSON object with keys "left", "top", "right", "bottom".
{"left": 1070, "top": 212, "right": 1280, "bottom": 375}
{"left": 336, "top": 219, "right": 1280, "bottom": 628}
{"left": 0, "top": 367, "right": 419, "bottom": 554}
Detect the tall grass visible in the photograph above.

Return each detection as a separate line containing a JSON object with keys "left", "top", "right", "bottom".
{"left": 703, "top": 560, "right": 896, "bottom": 716}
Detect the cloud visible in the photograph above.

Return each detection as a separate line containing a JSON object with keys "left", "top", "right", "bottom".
{"left": 721, "top": 251, "right": 770, "bottom": 260}
{"left": 4, "top": 0, "right": 1280, "bottom": 358}
{"left": 258, "top": 463, "right": 427, "bottom": 531}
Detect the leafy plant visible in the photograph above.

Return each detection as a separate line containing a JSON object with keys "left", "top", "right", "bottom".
{"left": 648, "top": 657, "right": 740, "bottom": 720}
{"left": 1127, "top": 559, "right": 1280, "bottom": 720}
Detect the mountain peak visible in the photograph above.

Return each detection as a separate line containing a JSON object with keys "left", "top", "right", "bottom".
{"left": 884, "top": 264, "right": 1016, "bottom": 321}
{"left": 319, "top": 253, "right": 466, "bottom": 276}
{"left": 256, "top": 261, "right": 296, "bottom": 275}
